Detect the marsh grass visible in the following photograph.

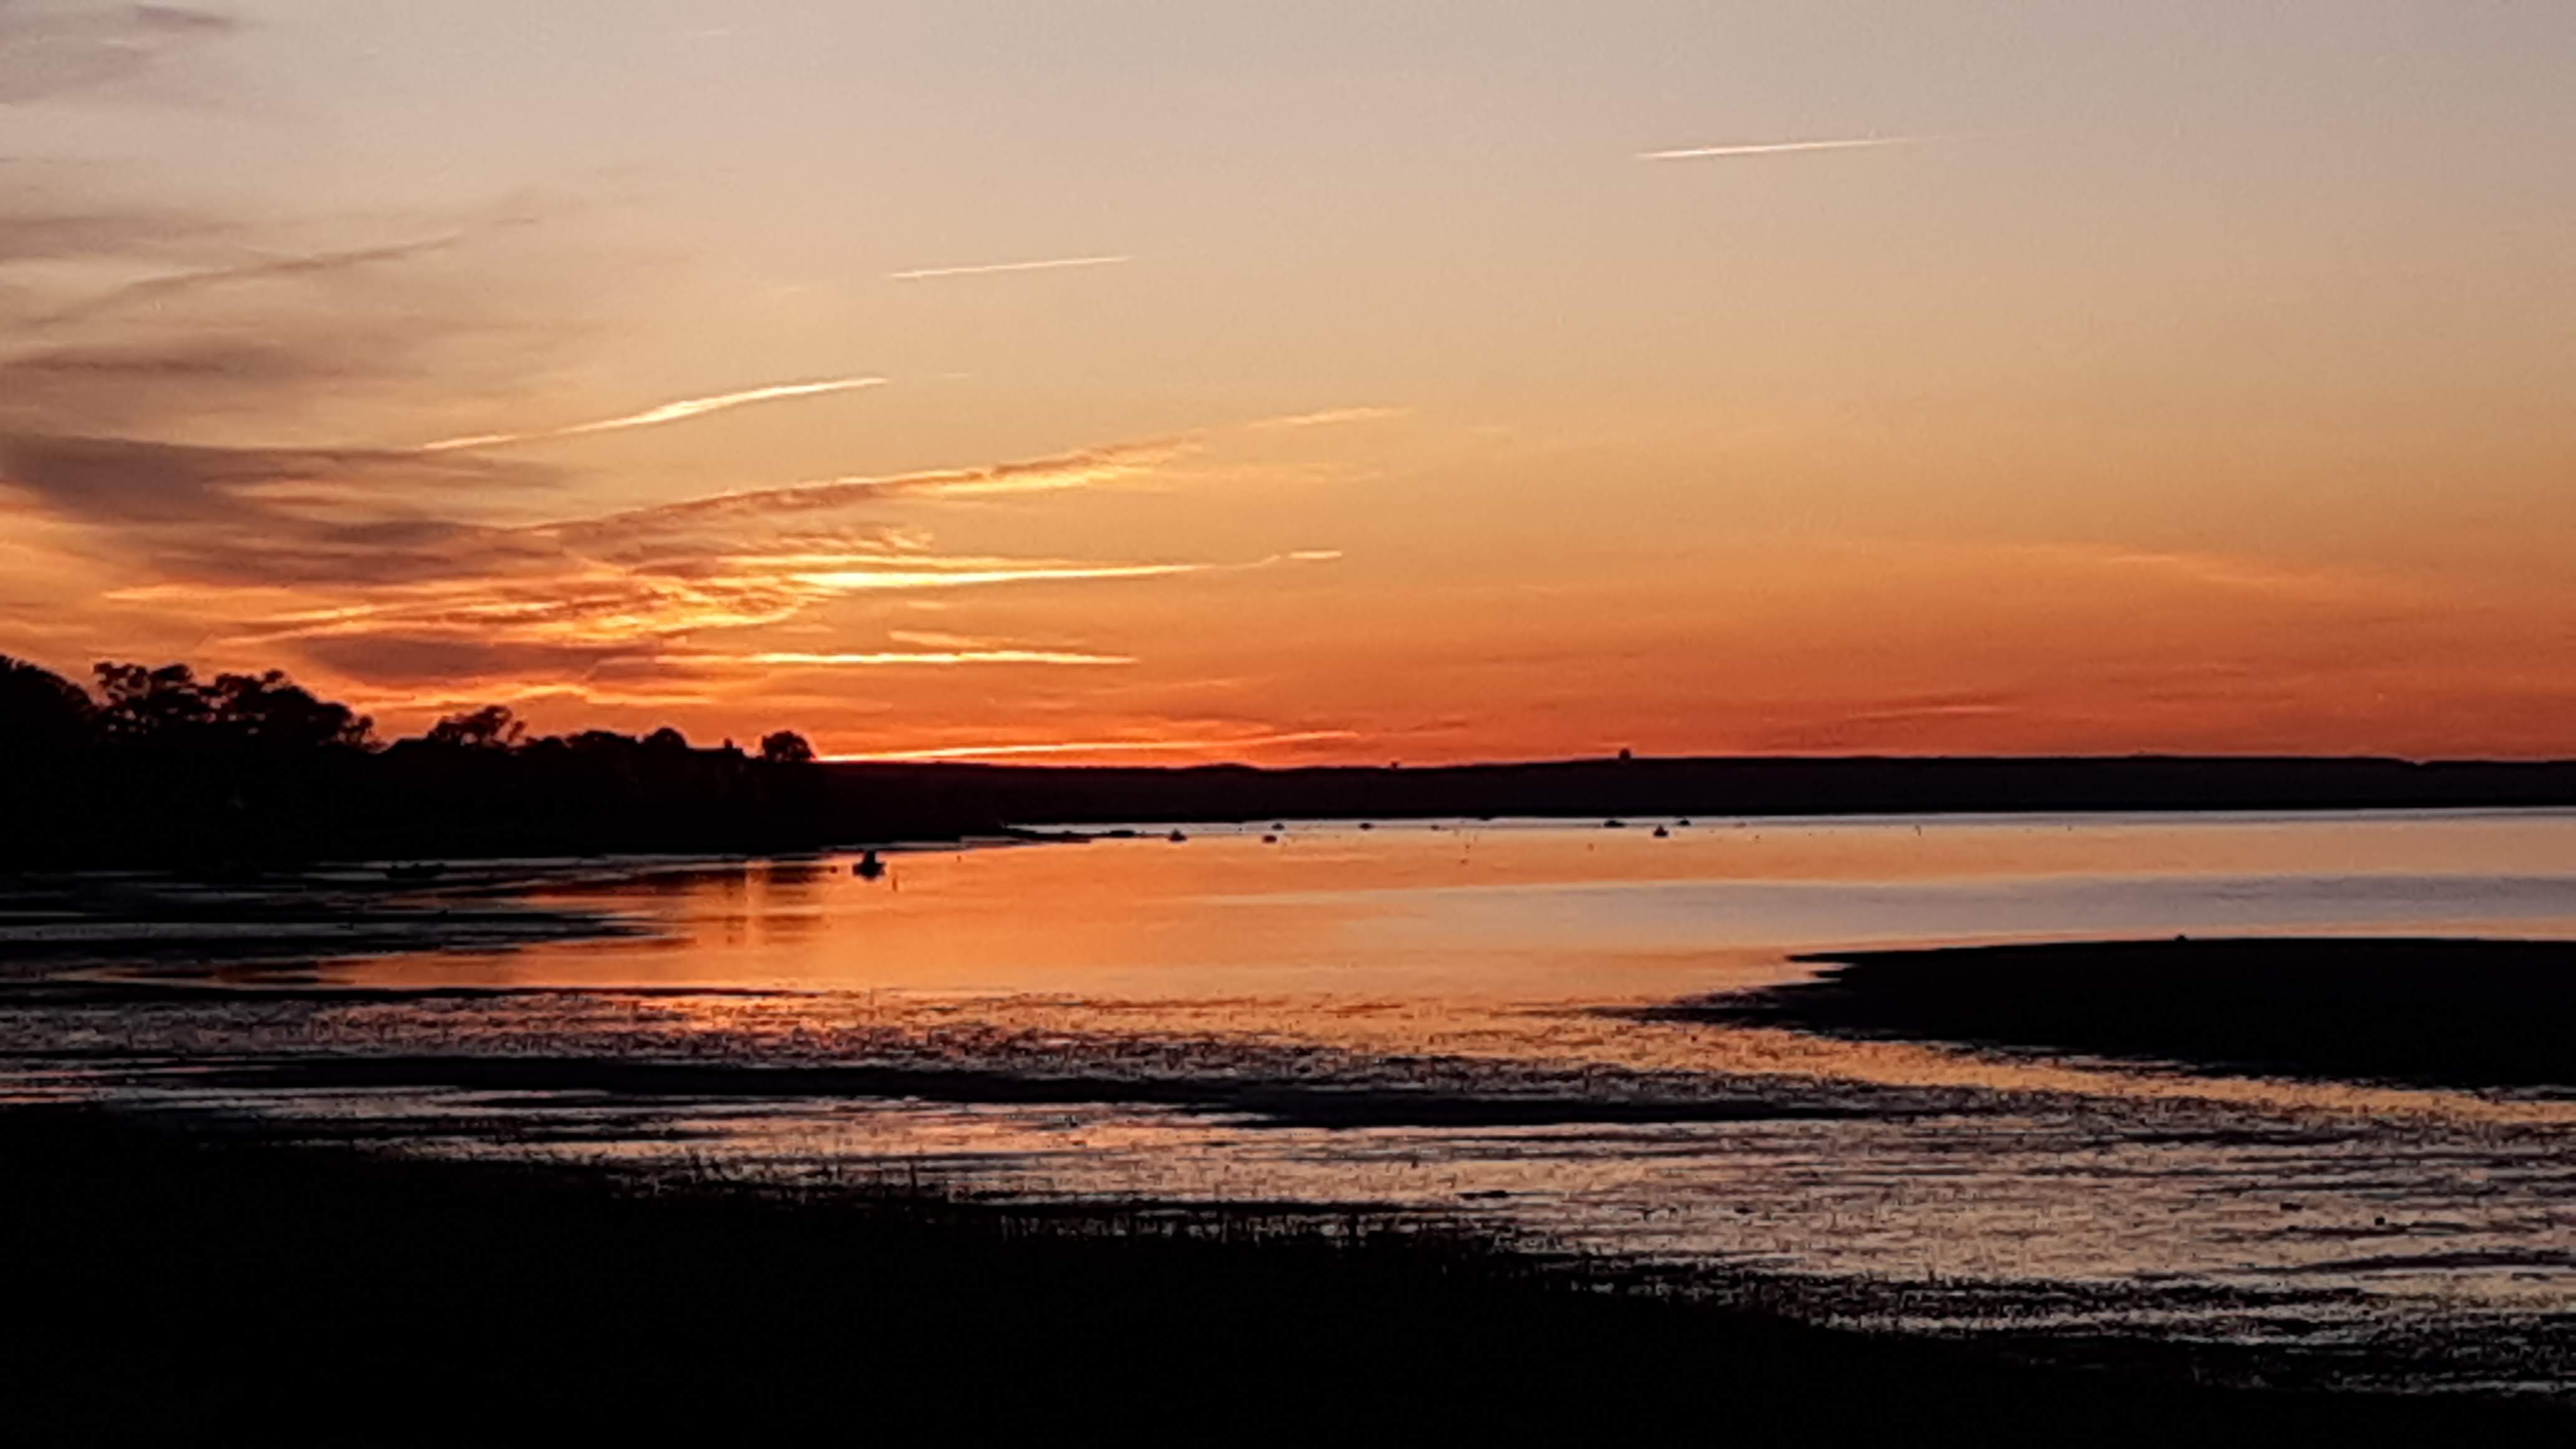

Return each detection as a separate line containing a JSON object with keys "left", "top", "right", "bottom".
{"left": 1, "top": 1107, "right": 2561, "bottom": 1443}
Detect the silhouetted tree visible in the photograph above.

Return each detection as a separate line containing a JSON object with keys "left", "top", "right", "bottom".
{"left": 759, "top": 730, "right": 816, "bottom": 766}
{"left": 205, "top": 670, "right": 375, "bottom": 753}
{"left": 90, "top": 662, "right": 374, "bottom": 753}
{"left": 0, "top": 655, "right": 95, "bottom": 752}
{"left": 644, "top": 726, "right": 690, "bottom": 753}
{"left": 425, "top": 705, "right": 524, "bottom": 751}
{"left": 94, "top": 662, "right": 213, "bottom": 743}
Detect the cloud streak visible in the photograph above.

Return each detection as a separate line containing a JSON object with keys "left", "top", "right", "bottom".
{"left": 0, "top": 136, "right": 1340, "bottom": 720}
{"left": 538, "top": 439, "right": 1196, "bottom": 542}
{"left": 1245, "top": 406, "right": 1410, "bottom": 431}
{"left": 1638, "top": 134, "right": 1954, "bottom": 161}
{"left": 790, "top": 559, "right": 1210, "bottom": 592}
{"left": 0, "top": 2, "right": 240, "bottom": 104}
{"left": 744, "top": 649, "right": 1135, "bottom": 667}
{"left": 27, "top": 232, "right": 468, "bottom": 329}
{"left": 837, "top": 729, "right": 1360, "bottom": 762}
{"left": 3, "top": 421, "right": 1309, "bottom": 701}
{"left": 888, "top": 255, "right": 1131, "bottom": 281}
{"left": 419, "top": 376, "right": 887, "bottom": 452}
{"left": 0, "top": 202, "right": 218, "bottom": 265}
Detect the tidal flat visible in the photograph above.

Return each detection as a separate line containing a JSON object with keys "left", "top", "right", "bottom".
{"left": 10, "top": 812, "right": 2576, "bottom": 1422}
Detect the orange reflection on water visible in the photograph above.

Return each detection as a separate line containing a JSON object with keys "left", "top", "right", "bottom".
{"left": 328, "top": 813, "right": 2576, "bottom": 1129}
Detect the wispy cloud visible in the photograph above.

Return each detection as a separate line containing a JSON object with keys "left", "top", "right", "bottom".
{"left": 419, "top": 376, "right": 886, "bottom": 452}
{"left": 522, "top": 405, "right": 1393, "bottom": 540}
{"left": 22, "top": 427, "right": 1308, "bottom": 696}
{"left": 744, "top": 649, "right": 1134, "bottom": 667}
{"left": 0, "top": 185, "right": 587, "bottom": 444}
{"left": 0, "top": 432, "right": 543, "bottom": 550}
{"left": 888, "top": 254, "right": 1131, "bottom": 281}
{"left": 789, "top": 559, "right": 1209, "bottom": 592}
{"left": 27, "top": 232, "right": 468, "bottom": 329}
{"left": 0, "top": 166, "right": 1342, "bottom": 710}
{"left": 1244, "top": 406, "right": 1410, "bottom": 431}
{"left": 2071, "top": 545, "right": 2432, "bottom": 609}
{"left": 1639, "top": 134, "right": 1955, "bottom": 162}
{"left": 0, "top": 2, "right": 240, "bottom": 104}
{"left": 836, "top": 729, "right": 1360, "bottom": 762}
{"left": 539, "top": 439, "right": 1195, "bottom": 543}
{"left": 0, "top": 92, "right": 1340, "bottom": 720}
{"left": 0, "top": 202, "right": 219, "bottom": 266}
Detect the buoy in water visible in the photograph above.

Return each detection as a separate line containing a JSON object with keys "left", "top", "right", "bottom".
{"left": 854, "top": 851, "right": 886, "bottom": 880}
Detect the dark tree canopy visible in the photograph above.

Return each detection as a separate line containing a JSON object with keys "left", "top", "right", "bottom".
{"left": 4, "top": 650, "right": 856, "bottom": 867}
{"left": 425, "top": 705, "right": 525, "bottom": 751}
{"left": 760, "top": 730, "right": 816, "bottom": 766}
{"left": 0, "top": 655, "right": 95, "bottom": 751}
{"left": 91, "top": 662, "right": 373, "bottom": 752}
{"left": 205, "top": 670, "right": 376, "bottom": 752}
{"left": 94, "top": 662, "right": 214, "bottom": 741}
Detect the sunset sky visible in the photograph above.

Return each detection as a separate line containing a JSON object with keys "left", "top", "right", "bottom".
{"left": 3, "top": 2, "right": 2572, "bottom": 761}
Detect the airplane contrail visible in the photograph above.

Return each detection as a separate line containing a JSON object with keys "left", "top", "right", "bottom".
{"left": 420, "top": 376, "right": 886, "bottom": 452}
{"left": 1638, "top": 134, "right": 1952, "bottom": 161}
{"left": 888, "top": 255, "right": 1131, "bottom": 281}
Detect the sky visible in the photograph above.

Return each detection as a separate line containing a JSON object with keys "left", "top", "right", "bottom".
{"left": 2, "top": 1, "right": 2572, "bottom": 762}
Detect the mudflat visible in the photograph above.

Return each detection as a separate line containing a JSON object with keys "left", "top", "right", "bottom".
{"left": 1676, "top": 937, "right": 2576, "bottom": 1089}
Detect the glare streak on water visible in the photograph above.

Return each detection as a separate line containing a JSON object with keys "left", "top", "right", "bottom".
{"left": 9, "top": 810, "right": 2576, "bottom": 1393}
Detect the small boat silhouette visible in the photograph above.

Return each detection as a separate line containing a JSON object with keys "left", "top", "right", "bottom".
{"left": 853, "top": 851, "right": 886, "bottom": 880}
{"left": 1652, "top": 825, "right": 1670, "bottom": 838}
{"left": 1168, "top": 829, "right": 1189, "bottom": 843}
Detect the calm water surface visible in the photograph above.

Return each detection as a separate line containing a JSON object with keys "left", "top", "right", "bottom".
{"left": 14, "top": 811, "right": 2576, "bottom": 1393}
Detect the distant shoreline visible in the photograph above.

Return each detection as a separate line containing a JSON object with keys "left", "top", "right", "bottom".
{"left": 834, "top": 754, "right": 2576, "bottom": 835}
{"left": 17, "top": 750, "right": 2576, "bottom": 871}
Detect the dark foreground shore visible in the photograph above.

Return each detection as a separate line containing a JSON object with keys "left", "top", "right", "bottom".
{"left": 1, "top": 1110, "right": 2561, "bottom": 1444}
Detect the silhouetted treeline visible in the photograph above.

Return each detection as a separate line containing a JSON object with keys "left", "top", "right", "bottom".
{"left": 831, "top": 753, "right": 2576, "bottom": 829}
{"left": 15, "top": 650, "right": 2576, "bottom": 869}
{"left": 1, "top": 655, "right": 838, "bottom": 869}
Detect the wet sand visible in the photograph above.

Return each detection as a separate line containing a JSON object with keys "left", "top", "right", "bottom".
{"left": 1679, "top": 937, "right": 2576, "bottom": 1089}
{"left": 2, "top": 1107, "right": 2561, "bottom": 1444}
